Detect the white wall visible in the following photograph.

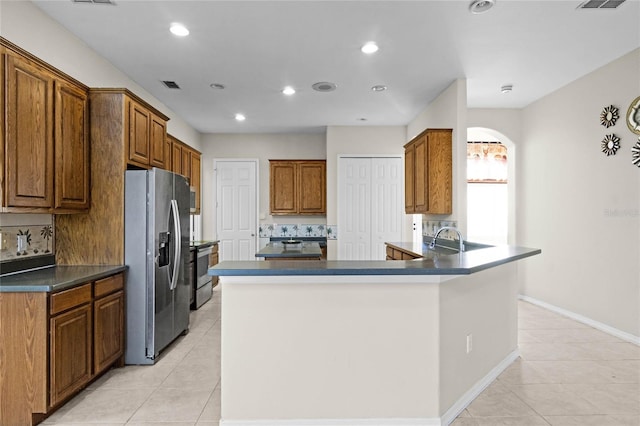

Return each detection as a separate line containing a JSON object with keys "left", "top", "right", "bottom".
{"left": 407, "top": 79, "right": 468, "bottom": 235}
{"left": 0, "top": 1, "right": 201, "bottom": 150}
{"left": 468, "top": 51, "right": 640, "bottom": 338}
{"left": 518, "top": 49, "right": 640, "bottom": 337}
{"left": 326, "top": 126, "right": 408, "bottom": 259}
{"left": 199, "top": 133, "right": 326, "bottom": 241}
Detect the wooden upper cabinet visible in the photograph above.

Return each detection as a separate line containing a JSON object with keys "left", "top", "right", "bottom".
{"left": 2, "top": 40, "right": 90, "bottom": 213}
{"left": 298, "top": 161, "right": 326, "bottom": 214}
{"left": 190, "top": 151, "right": 201, "bottom": 214}
{"left": 270, "top": 161, "right": 297, "bottom": 214}
{"left": 171, "top": 136, "right": 182, "bottom": 174}
{"left": 149, "top": 113, "right": 166, "bottom": 168}
{"left": 404, "top": 128, "right": 452, "bottom": 215}
{"left": 54, "top": 80, "right": 89, "bottom": 210}
{"left": 125, "top": 97, "right": 168, "bottom": 169}
{"left": 270, "top": 160, "right": 326, "bottom": 215}
{"left": 181, "top": 145, "right": 191, "bottom": 183}
{"left": 167, "top": 133, "right": 201, "bottom": 214}
{"left": 127, "top": 99, "right": 151, "bottom": 167}
{"left": 4, "top": 53, "right": 55, "bottom": 209}
{"left": 404, "top": 142, "right": 415, "bottom": 213}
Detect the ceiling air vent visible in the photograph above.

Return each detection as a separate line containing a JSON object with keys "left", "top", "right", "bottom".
{"left": 72, "top": 0, "right": 116, "bottom": 4}
{"left": 162, "top": 81, "right": 181, "bottom": 89}
{"left": 578, "top": 0, "right": 626, "bottom": 9}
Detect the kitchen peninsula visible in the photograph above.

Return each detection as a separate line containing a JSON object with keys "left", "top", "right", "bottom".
{"left": 210, "top": 244, "right": 540, "bottom": 426}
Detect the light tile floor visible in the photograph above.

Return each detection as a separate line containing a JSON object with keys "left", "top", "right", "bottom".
{"left": 43, "top": 292, "right": 639, "bottom": 426}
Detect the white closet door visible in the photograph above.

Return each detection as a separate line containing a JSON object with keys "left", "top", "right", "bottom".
{"left": 338, "top": 156, "right": 402, "bottom": 261}
{"left": 371, "top": 157, "right": 403, "bottom": 260}
{"left": 338, "top": 158, "right": 371, "bottom": 260}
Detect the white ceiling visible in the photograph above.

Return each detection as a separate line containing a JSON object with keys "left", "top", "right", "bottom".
{"left": 33, "top": 0, "right": 640, "bottom": 134}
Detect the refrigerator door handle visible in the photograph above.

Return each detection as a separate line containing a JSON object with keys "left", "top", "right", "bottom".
{"left": 170, "top": 199, "right": 181, "bottom": 290}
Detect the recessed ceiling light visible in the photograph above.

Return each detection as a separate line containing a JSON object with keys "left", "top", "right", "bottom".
{"left": 169, "top": 23, "right": 189, "bottom": 36}
{"left": 210, "top": 83, "right": 225, "bottom": 90}
{"left": 312, "top": 82, "right": 337, "bottom": 92}
{"left": 501, "top": 84, "right": 513, "bottom": 94}
{"left": 371, "top": 85, "right": 387, "bottom": 92}
{"left": 361, "top": 42, "right": 379, "bottom": 54}
{"left": 282, "top": 86, "right": 296, "bottom": 96}
{"left": 235, "top": 113, "right": 246, "bottom": 121}
{"left": 469, "top": 0, "right": 495, "bottom": 14}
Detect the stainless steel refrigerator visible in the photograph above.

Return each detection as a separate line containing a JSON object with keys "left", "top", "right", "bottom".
{"left": 124, "top": 168, "right": 190, "bottom": 364}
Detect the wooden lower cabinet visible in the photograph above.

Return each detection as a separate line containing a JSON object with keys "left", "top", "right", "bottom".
{"left": 93, "top": 290, "right": 124, "bottom": 375}
{"left": 385, "top": 244, "right": 422, "bottom": 260}
{"left": 50, "top": 304, "right": 92, "bottom": 407}
{"left": 0, "top": 271, "right": 125, "bottom": 425}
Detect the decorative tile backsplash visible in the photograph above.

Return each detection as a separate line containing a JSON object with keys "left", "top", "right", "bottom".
{"left": 0, "top": 224, "right": 55, "bottom": 262}
{"left": 423, "top": 220, "right": 458, "bottom": 240}
{"left": 259, "top": 223, "right": 338, "bottom": 240}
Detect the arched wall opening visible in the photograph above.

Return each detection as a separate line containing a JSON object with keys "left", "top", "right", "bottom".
{"left": 467, "top": 127, "right": 516, "bottom": 245}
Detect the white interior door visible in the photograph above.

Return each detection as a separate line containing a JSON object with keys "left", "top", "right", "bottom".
{"left": 338, "top": 156, "right": 403, "bottom": 260}
{"left": 215, "top": 160, "right": 257, "bottom": 261}
{"left": 371, "top": 158, "right": 403, "bottom": 259}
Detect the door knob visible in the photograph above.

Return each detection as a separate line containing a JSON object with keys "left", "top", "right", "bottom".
{"left": 251, "top": 233, "right": 255, "bottom": 237}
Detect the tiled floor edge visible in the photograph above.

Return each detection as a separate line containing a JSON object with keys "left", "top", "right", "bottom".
{"left": 440, "top": 349, "right": 520, "bottom": 426}
{"left": 518, "top": 294, "right": 640, "bottom": 346}
{"left": 219, "top": 418, "right": 440, "bottom": 426}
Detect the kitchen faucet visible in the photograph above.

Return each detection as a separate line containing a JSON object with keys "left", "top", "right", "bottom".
{"left": 429, "top": 226, "right": 465, "bottom": 252}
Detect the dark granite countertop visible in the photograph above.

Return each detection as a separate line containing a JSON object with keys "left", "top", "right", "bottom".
{"left": 256, "top": 242, "right": 322, "bottom": 259}
{"left": 211, "top": 244, "right": 541, "bottom": 276}
{"left": 0, "top": 265, "right": 128, "bottom": 293}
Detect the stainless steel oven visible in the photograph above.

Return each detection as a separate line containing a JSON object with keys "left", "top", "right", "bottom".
{"left": 191, "top": 242, "right": 214, "bottom": 309}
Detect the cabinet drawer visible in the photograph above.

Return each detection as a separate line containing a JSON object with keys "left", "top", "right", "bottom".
{"left": 50, "top": 283, "right": 91, "bottom": 315}
{"left": 94, "top": 273, "right": 124, "bottom": 298}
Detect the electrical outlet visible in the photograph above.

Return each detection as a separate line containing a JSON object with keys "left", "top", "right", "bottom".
{"left": 466, "top": 334, "right": 473, "bottom": 354}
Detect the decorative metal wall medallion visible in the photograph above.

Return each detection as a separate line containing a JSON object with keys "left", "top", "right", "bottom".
{"left": 601, "top": 133, "right": 621, "bottom": 156}
{"left": 632, "top": 139, "right": 640, "bottom": 167}
{"left": 600, "top": 105, "right": 619, "bottom": 128}
{"left": 627, "top": 96, "right": 640, "bottom": 135}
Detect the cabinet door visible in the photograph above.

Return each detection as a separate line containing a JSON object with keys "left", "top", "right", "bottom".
{"left": 149, "top": 113, "right": 166, "bottom": 168}
{"left": 404, "top": 144, "right": 415, "bottom": 213}
{"left": 270, "top": 161, "right": 297, "bottom": 214}
{"left": 164, "top": 133, "right": 172, "bottom": 171}
{"left": 50, "top": 304, "right": 92, "bottom": 407}
{"left": 94, "top": 290, "right": 124, "bottom": 375}
{"left": 181, "top": 145, "right": 191, "bottom": 182}
{"left": 5, "top": 54, "right": 54, "bottom": 208}
{"left": 54, "top": 80, "right": 89, "bottom": 210}
{"left": 171, "top": 138, "right": 182, "bottom": 174}
{"left": 127, "top": 100, "right": 151, "bottom": 167}
{"left": 413, "top": 136, "right": 429, "bottom": 213}
{"left": 298, "top": 161, "right": 326, "bottom": 214}
{"left": 190, "top": 151, "right": 201, "bottom": 213}
{"left": 426, "top": 130, "right": 452, "bottom": 214}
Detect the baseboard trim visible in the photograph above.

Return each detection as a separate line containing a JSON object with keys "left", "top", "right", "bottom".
{"left": 518, "top": 295, "right": 640, "bottom": 346}
{"left": 220, "top": 418, "right": 440, "bottom": 426}
{"left": 440, "top": 349, "right": 521, "bottom": 426}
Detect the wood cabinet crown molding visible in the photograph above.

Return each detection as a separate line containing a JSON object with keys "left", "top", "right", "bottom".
{"left": 1, "top": 37, "right": 88, "bottom": 90}
{"left": 90, "top": 88, "right": 169, "bottom": 121}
